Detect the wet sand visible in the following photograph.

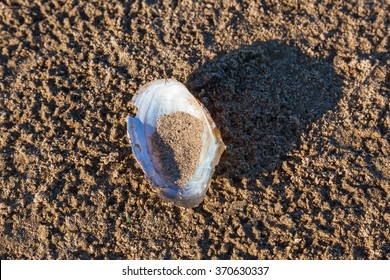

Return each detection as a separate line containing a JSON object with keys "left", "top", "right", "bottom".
{"left": 0, "top": 0, "right": 389, "bottom": 259}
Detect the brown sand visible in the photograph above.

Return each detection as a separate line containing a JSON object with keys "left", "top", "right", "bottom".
{"left": 0, "top": 0, "right": 389, "bottom": 259}
{"left": 151, "top": 112, "right": 203, "bottom": 187}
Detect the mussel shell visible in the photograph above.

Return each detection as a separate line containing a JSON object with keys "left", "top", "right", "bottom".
{"left": 127, "top": 79, "right": 225, "bottom": 208}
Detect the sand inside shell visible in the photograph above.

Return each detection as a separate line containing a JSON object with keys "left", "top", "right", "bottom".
{"left": 151, "top": 111, "right": 204, "bottom": 187}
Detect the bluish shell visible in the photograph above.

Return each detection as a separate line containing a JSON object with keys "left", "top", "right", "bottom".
{"left": 127, "top": 79, "right": 225, "bottom": 208}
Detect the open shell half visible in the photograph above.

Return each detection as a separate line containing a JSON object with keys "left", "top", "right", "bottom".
{"left": 126, "top": 79, "right": 225, "bottom": 208}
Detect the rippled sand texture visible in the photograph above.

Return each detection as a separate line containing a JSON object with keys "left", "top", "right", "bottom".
{"left": 0, "top": 0, "right": 389, "bottom": 259}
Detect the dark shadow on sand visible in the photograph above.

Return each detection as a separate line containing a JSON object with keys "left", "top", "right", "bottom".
{"left": 187, "top": 40, "right": 343, "bottom": 181}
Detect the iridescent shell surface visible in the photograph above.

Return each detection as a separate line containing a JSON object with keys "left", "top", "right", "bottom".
{"left": 126, "top": 79, "right": 225, "bottom": 208}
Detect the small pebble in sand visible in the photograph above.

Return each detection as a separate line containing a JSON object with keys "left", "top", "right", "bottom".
{"left": 151, "top": 112, "right": 204, "bottom": 187}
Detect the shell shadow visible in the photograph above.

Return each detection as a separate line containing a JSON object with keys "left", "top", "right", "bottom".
{"left": 186, "top": 41, "right": 343, "bottom": 182}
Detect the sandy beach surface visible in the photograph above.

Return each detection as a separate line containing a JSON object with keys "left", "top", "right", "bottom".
{"left": 0, "top": 0, "right": 389, "bottom": 259}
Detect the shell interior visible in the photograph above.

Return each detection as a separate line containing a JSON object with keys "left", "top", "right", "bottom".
{"left": 127, "top": 79, "right": 225, "bottom": 208}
